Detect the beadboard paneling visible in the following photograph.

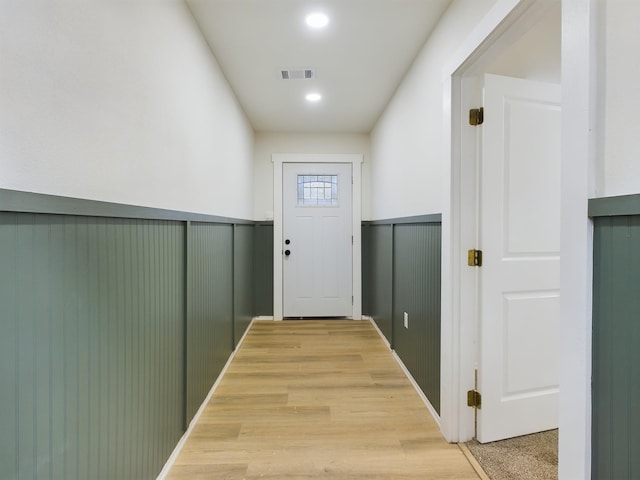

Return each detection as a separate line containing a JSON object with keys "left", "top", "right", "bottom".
{"left": 0, "top": 213, "right": 185, "bottom": 480}
{"left": 392, "top": 223, "right": 442, "bottom": 414}
{"left": 253, "top": 223, "right": 274, "bottom": 316}
{"left": 362, "top": 224, "right": 394, "bottom": 344}
{"left": 361, "top": 218, "right": 442, "bottom": 414}
{"left": 234, "top": 224, "right": 255, "bottom": 345}
{"left": 186, "top": 223, "right": 234, "bottom": 424}
{"left": 592, "top": 214, "right": 640, "bottom": 480}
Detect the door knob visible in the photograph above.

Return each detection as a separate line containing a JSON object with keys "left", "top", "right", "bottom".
{"left": 284, "top": 249, "right": 291, "bottom": 256}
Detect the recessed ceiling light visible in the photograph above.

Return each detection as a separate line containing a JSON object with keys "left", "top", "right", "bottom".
{"left": 306, "top": 93, "right": 322, "bottom": 102}
{"left": 305, "top": 12, "right": 329, "bottom": 29}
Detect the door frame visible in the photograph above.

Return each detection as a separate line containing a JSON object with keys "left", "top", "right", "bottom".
{"left": 441, "top": 1, "right": 596, "bottom": 478}
{"left": 440, "top": 0, "right": 560, "bottom": 441}
{"left": 272, "top": 153, "right": 363, "bottom": 321}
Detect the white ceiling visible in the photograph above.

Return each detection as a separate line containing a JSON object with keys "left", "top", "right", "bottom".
{"left": 186, "top": 0, "right": 453, "bottom": 133}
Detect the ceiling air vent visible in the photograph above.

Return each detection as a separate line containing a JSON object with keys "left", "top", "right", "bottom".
{"left": 280, "top": 68, "right": 315, "bottom": 80}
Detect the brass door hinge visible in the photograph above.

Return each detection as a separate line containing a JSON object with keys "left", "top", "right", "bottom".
{"left": 467, "top": 249, "right": 483, "bottom": 267}
{"left": 469, "top": 107, "right": 484, "bottom": 126}
{"left": 467, "top": 389, "right": 482, "bottom": 409}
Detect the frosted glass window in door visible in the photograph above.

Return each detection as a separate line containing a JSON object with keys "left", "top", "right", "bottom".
{"left": 297, "top": 175, "right": 338, "bottom": 206}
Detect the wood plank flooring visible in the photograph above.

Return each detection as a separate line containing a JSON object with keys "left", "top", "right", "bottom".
{"left": 166, "top": 320, "right": 479, "bottom": 480}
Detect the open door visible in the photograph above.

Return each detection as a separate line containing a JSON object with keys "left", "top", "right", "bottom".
{"left": 475, "top": 74, "right": 561, "bottom": 443}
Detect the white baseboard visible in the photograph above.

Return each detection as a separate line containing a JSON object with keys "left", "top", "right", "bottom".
{"left": 366, "top": 316, "right": 441, "bottom": 428}
{"left": 392, "top": 350, "right": 441, "bottom": 428}
{"left": 156, "top": 317, "right": 256, "bottom": 480}
{"left": 364, "top": 315, "right": 390, "bottom": 348}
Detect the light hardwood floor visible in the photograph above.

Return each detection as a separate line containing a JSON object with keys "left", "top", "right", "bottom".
{"left": 166, "top": 320, "right": 480, "bottom": 479}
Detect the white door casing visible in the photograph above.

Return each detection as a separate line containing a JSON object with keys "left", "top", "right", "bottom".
{"left": 439, "top": 0, "right": 563, "bottom": 444}
{"left": 477, "top": 73, "right": 561, "bottom": 443}
{"left": 282, "top": 163, "right": 352, "bottom": 317}
{"left": 272, "top": 154, "right": 363, "bottom": 321}
{"left": 442, "top": 1, "right": 593, "bottom": 477}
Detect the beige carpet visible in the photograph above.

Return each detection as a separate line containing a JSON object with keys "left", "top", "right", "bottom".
{"left": 465, "top": 430, "right": 558, "bottom": 480}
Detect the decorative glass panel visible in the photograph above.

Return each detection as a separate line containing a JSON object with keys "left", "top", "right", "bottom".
{"left": 297, "top": 175, "right": 338, "bottom": 206}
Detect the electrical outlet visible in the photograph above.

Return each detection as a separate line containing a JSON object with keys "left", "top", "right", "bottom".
{"left": 403, "top": 312, "right": 409, "bottom": 329}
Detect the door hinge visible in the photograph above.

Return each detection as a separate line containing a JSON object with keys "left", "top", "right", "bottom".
{"left": 467, "top": 389, "right": 482, "bottom": 409}
{"left": 469, "top": 107, "right": 484, "bottom": 126}
{"left": 467, "top": 249, "right": 483, "bottom": 267}
{"left": 352, "top": 296, "right": 354, "bottom": 305}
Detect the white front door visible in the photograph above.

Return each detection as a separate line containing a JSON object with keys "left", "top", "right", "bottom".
{"left": 282, "top": 163, "right": 352, "bottom": 317}
{"left": 477, "top": 74, "right": 561, "bottom": 443}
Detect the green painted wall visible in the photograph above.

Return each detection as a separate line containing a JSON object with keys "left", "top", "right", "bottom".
{"left": 0, "top": 190, "right": 272, "bottom": 480}
{"left": 234, "top": 224, "right": 255, "bottom": 345}
{"left": 186, "top": 223, "right": 234, "bottom": 424}
{"left": 392, "top": 223, "right": 441, "bottom": 414}
{"left": 253, "top": 223, "right": 274, "bottom": 316}
{"left": 361, "top": 217, "right": 442, "bottom": 413}
{"left": 0, "top": 213, "right": 185, "bottom": 480}
{"left": 362, "top": 224, "right": 393, "bottom": 343}
{"left": 361, "top": 223, "right": 372, "bottom": 316}
{"left": 592, "top": 214, "right": 640, "bottom": 479}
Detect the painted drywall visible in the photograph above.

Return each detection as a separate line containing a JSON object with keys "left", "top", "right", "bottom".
{"left": 0, "top": 0, "right": 254, "bottom": 219}
{"left": 369, "top": 0, "right": 498, "bottom": 220}
{"left": 599, "top": 0, "right": 640, "bottom": 197}
{"left": 253, "top": 132, "right": 371, "bottom": 220}
{"left": 486, "top": 4, "right": 561, "bottom": 83}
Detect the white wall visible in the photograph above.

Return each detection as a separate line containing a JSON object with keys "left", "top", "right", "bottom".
{"left": 253, "top": 132, "right": 371, "bottom": 221}
{"left": 369, "top": 0, "right": 498, "bottom": 220}
{"left": 486, "top": 3, "right": 561, "bottom": 83}
{"left": 0, "top": 0, "right": 255, "bottom": 219}
{"left": 598, "top": 0, "right": 640, "bottom": 198}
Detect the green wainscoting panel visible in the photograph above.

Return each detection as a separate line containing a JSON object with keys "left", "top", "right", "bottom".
{"left": 0, "top": 189, "right": 266, "bottom": 479}
{"left": 392, "top": 223, "right": 442, "bottom": 414}
{"left": 253, "top": 223, "right": 274, "bottom": 316}
{"left": 361, "top": 218, "right": 442, "bottom": 413}
{"left": 187, "top": 223, "right": 234, "bottom": 424}
{"left": 592, "top": 215, "right": 640, "bottom": 480}
{"left": 361, "top": 224, "right": 372, "bottom": 318}
{"left": 361, "top": 224, "right": 372, "bottom": 315}
{"left": 234, "top": 224, "right": 255, "bottom": 345}
{"left": 363, "top": 224, "right": 394, "bottom": 344}
{"left": 0, "top": 212, "right": 185, "bottom": 480}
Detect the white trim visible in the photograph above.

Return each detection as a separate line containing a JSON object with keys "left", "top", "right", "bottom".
{"left": 272, "top": 153, "right": 363, "bottom": 321}
{"left": 393, "top": 351, "right": 441, "bottom": 428}
{"left": 364, "top": 315, "right": 390, "bottom": 348}
{"left": 156, "top": 318, "right": 257, "bottom": 480}
{"left": 442, "top": 0, "right": 595, "bottom": 476}
{"left": 440, "top": 0, "right": 561, "bottom": 444}
{"left": 558, "top": 1, "right": 596, "bottom": 478}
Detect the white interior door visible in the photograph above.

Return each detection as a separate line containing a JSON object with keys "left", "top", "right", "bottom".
{"left": 282, "top": 163, "right": 352, "bottom": 317}
{"left": 477, "top": 74, "right": 561, "bottom": 443}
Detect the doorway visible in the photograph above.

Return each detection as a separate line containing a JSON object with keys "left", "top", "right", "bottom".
{"left": 271, "top": 154, "right": 363, "bottom": 321}
{"left": 440, "top": 0, "right": 561, "bottom": 444}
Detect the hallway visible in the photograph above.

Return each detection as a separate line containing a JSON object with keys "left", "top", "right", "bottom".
{"left": 165, "top": 320, "right": 479, "bottom": 479}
